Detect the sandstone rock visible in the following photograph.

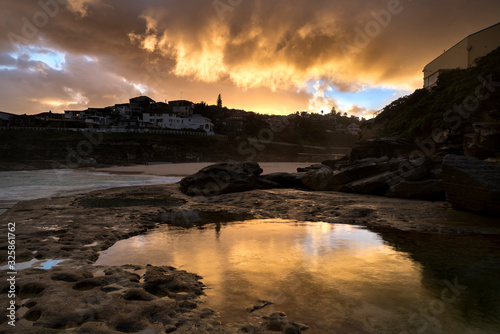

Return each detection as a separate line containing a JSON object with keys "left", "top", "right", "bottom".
{"left": 297, "top": 164, "right": 325, "bottom": 173}
{"left": 321, "top": 156, "right": 348, "bottom": 169}
{"left": 430, "top": 167, "right": 442, "bottom": 179}
{"left": 179, "top": 162, "right": 271, "bottom": 196}
{"left": 302, "top": 157, "right": 417, "bottom": 192}
{"left": 390, "top": 156, "right": 435, "bottom": 182}
{"left": 143, "top": 266, "right": 205, "bottom": 297}
{"left": 347, "top": 171, "right": 399, "bottom": 195}
{"left": 334, "top": 156, "right": 391, "bottom": 182}
{"left": 301, "top": 166, "right": 335, "bottom": 191}
{"left": 260, "top": 312, "right": 309, "bottom": 333}
{"left": 302, "top": 155, "right": 438, "bottom": 196}
{"left": 463, "top": 123, "right": 500, "bottom": 159}
{"left": 442, "top": 154, "right": 500, "bottom": 216}
{"left": 302, "top": 157, "right": 392, "bottom": 192}
{"left": 122, "top": 288, "right": 157, "bottom": 301}
{"left": 386, "top": 180, "right": 445, "bottom": 201}
{"left": 260, "top": 173, "right": 304, "bottom": 188}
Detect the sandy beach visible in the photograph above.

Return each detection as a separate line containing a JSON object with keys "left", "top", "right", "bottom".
{"left": 96, "top": 162, "right": 309, "bottom": 177}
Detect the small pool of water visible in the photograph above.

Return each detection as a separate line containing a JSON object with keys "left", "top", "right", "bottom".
{"left": 95, "top": 219, "right": 500, "bottom": 333}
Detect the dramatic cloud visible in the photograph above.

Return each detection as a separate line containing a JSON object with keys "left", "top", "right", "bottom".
{"left": 1, "top": 0, "right": 499, "bottom": 116}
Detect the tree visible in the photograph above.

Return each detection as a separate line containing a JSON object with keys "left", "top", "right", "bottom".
{"left": 217, "top": 94, "right": 222, "bottom": 108}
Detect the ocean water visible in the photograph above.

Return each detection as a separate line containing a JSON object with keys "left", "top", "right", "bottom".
{"left": 0, "top": 169, "right": 180, "bottom": 214}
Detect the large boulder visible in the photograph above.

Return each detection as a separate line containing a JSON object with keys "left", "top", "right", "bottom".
{"left": 180, "top": 162, "right": 273, "bottom": 196}
{"left": 442, "top": 154, "right": 500, "bottom": 216}
{"left": 301, "top": 166, "right": 335, "bottom": 191}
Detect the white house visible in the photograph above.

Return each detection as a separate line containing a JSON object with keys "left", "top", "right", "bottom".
{"left": 183, "top": 114, "right": 214, "bottom": 134}
{"left": 143, "top": 112, "right": 214, "bottom": 134}
{"left": 143, "top": 111, "right": 174, "bottom": 126}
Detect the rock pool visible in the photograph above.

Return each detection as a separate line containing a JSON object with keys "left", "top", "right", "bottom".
{"left": 95, "top": 219, "right": 500, "bottom": 333}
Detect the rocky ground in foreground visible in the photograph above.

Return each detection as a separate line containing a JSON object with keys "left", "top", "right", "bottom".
{"left": 1, "top": 183, "right": 500, "bottom": 333}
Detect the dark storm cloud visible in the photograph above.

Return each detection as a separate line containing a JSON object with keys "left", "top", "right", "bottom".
{"left": 1, "top": 0, "right": 499, "bottom": 115}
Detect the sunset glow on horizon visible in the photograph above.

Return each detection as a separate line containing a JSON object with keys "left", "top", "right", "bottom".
{"left": 1, "top": 0, "right": 499, "bottom": 117}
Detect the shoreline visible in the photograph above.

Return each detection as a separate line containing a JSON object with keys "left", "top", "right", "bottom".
{"left": 94, "top": 161, "right": 310, "bottom": 177}
{"left": 0, "top": 161, "right": 310, "bottom": 177}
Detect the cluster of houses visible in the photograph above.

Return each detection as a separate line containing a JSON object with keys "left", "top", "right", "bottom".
{"left": 0, "top": 96, "right": 215, "bottom": 134}
{"left": 64, "top": 96, "right": 214, "bottom": 134}
{"left": 0, "top": 95, "right": 362, "bottom": 136}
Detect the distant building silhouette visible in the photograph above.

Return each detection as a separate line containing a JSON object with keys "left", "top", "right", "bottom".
{"left": 423, "top": 22, "right": 500, "bottom": 88}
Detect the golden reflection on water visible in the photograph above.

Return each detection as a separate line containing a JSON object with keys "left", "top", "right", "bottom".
{"left": 95, "top": 220, "right": 482, "bottom": 333}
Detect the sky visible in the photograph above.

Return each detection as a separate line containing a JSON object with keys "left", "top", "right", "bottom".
{"left": 0, "top": 0, "right": 499, "bottom": 118}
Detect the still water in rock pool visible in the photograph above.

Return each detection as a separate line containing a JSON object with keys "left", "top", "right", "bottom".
{"left": 95, "top": 219, "right": 500, "bottom": 333}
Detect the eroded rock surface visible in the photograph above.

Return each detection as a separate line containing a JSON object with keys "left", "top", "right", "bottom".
{"left": 1, "top": 183, "right": 499, "bottom": 333}
{"left": 442, "top": 154, "right": 500, "bottom": 216}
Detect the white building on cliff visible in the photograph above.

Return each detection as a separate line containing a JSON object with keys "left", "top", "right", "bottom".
{"left": 143, "top": 111, "right": 214, "bottom": 135}
{"left": 423, "top": 22, "right": 500, "bottom": 88}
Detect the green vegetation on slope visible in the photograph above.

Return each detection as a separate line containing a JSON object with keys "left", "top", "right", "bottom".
{"left": 376, "top": 46, "right": 500, "bottom": 139}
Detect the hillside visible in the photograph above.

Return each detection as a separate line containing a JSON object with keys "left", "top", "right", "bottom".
{"left": 363, "top": 46, "right": 500, "bottom": 159}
